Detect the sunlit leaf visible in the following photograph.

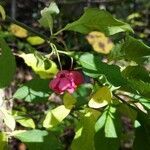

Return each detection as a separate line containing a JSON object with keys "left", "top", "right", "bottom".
{"left": 18, "top": 52, "right": 58, "bottom": 79}
{"left": 63, "top": 92, "right": 76, "bottom": 109}
{"left": 0, "top": 132, "right": 8, "bottom": 150}
{"left": 89, "top": 86, "right": 112, "bottom": 108}
{"left": 59, "top": 8, "right": 133, "bottom": 35}
{"left": 27, "top": 36, "right": 45, "bottom": 45}
{"left": 13, "top": 111, "right": 35, "bottom": 129}
{"left": 71, "top": 108, "right": 100, "bottom": 150}
{"left": 0, "top": 108, "right": 16, "bottom": 131}
{"left": 94, "top": 106, "right": 122, "bottom": 149}
{"left": 43, "top": 105, "right": 71, "bottom": 129}
{"left": 39, "top": 2, "right": 59, "bottom": 29}
{"left": 13, "top": 129, "right": 48, "bottom": 142}
{"left": 13, "top": 130, "right": 62, "bottom": 150}
{"left": 13, "top": 78, "right": 51, "bottom": 102}
{"left": 95, "top": 111, "right": 107, "bottom": 132}
{"left": 104, "top": 107, "right": 117, "bottom": 138}
{"left": 77, "top": 53, "right": 127, "bottom": 86}
{"left": 86, "top": 31, "right": 114, "bottom": 54}
{"left": 10, "top": 24, "right": 28, "bottom": 38}
{"left": 0, "top": 5, "right": 6, "bottom": 20}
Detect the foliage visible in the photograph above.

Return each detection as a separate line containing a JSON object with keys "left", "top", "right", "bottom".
{"left": 0, "top": 2, "right": 150, "bottom": 150}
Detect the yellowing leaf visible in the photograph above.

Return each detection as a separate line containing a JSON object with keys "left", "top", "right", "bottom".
{"left": 86, "top": 31, "right": 114, "bottom": 54}
{"left": 0, "top": 5, "right": 6, "bottom": 20}
{"left": 18, "top": 52, "right": 58, "bottom": 79}
{"left": 43, "top": 105, "right": 71, "bottom": 129}
{"left": 27, "top": 36, "right": 45, "bottom": 45}
{"left": 63, "top": 92, "right": 76, "bottom": 109}
{"left": 88, "top": 86, "right": 112, "bottom": 108}
{"left": 10, "top": 24, "right": 28, "bottom": 38}
{"left": 0, "top": 108, "right": 16, "bottom": 131}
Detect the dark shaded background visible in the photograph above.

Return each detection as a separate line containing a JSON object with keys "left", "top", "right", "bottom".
{"left": 1, "top": 0, "right": 150, "bottom": 42}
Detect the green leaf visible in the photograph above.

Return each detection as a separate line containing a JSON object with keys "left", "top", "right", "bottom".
{"left": 0, "top": 132, "right": 8, "bottom": 150}
{"left": 128, "top": 79, "right": 150, "bottom": 98}
{"left": 63, "top": 92, "right": 76, "bottom": 109}
{"left": 13, "top": 129, "right": 48, "bottom": 142}
{"left": 77, "top": 52, "right": 126, "bottom": 86}
{"left": 13, "top": 111, "right": 35, "bottom": 129}
{"left": 122, "top": 36, "right": 150, "bottom": 63}
{"left": 13, "top": 130, "right": 62, "bottom": 150}
{"left": 138, "top": 98, "right": 150, "bottom": 110}
{"left": 71, "top": 108, "right": 100, "bottom": 150}
{"left": 0, "top": 5, "right": 6, "bottom": 20}
{"left": 58, "top": 8, "right": 133, "bottom": 35}
{"left": 13, "top": 78, "right": 51, "bottom": 102}
{"left": 42, "top": 2, "right": 59, "bottom": 15}
{"left": 94, "top": 106, "right": 121, "bottom": 150}
{"left": 95, "top": 111, "right": 107, "bottom": 132}
{"left": 133, "top": 111, "right": 150, "bottom": 150}
{"left": 0, "top": 37, "right": 16, "bottom": 88}
{"left": 43, "top": 105, "right": 71, "bottom": 129}
{"left": 73, "top": 83, "right": 93, "bottom": 107}
{"left": 0, "top": 108, "right": 16, "bottom": 131}
{"left": 127, "top": 94, "right": 150, "bottom": 110}
{"left": 27, "top": 36, "right": 45, "bottom": 45}
{"left": 39, "top": 11, "right": 53, "bottom": 29}
{"left": 122, "top": 65, "right": 150, "bottom": 83}
{"left": 17, "top": 118, "right": 35, "bottom": 129}
{"left": 94, "top": 129, "right": 120, "bottom": 150}
{"left": 39, "top": 2, "right": 59, "bottom": 29}
{"left": 104, "top": 107, "right": 117, "bottom": 138}
{"left": 133, "top": 126, "right": 150, "bottom": 150}
{"left": 95, "top": 106, "right": 121, "bottom": 138}
{"left": 18, "top": 52, "right": 58, "bottom": 79}
{"left": 89, "top": 86, "right": 112, "bottom": 108}
{"left": 119, "top": 104, "right": 137, "bottom": 122}
{"left": 109, "top": 42, "right": 125, "bottom": 61}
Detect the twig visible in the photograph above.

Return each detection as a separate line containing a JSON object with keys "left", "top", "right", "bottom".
{"left": 112, "top": 92, "right": 146, "bottom": 113}
{"left": 6, "top": 16, "right": 50, "bottom": 42}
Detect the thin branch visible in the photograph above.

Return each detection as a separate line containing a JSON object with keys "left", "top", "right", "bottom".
{"left": 6, "top": 16, "right": 50, "bottom": 42}
{"left": 112, "top": 92, "right": 146, "bottom": 113}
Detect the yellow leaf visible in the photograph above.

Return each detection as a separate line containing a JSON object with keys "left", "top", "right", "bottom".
{"left": 86, "top": 31, "right": 114, "bottom": 54}
{"left": 88, "top": 86, "right": 112, "bottom": 108}
{"left": 63, "top": 92, "right": 76, "bottom": 109}
{"left": 18, "top": 52, "right": 58, "bottom": 79}
{"left": 10, "top": 24, "right": 28, "bottom": 38}
{"left": 27, "top": 36, "right": 45, "bottom": 45}
{"left": 43, "top": 105, "right": 71, "bottom": 129}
